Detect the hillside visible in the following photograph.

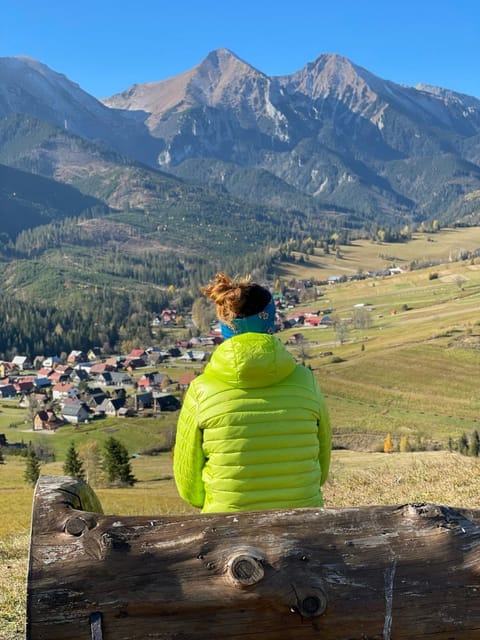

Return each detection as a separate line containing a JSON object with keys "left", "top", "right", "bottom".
{"left": 0, "top": 163, "right": 105, "bottom": 238}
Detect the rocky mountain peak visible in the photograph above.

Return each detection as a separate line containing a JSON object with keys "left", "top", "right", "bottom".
{"left": 278, "top": 53, "right": 381, "bottom": 113}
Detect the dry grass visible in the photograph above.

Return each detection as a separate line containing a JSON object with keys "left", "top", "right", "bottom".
{"left": 278, "top": 226, "right": 480, "bottom": 279}
{"left": 2, "top": 450, "right": 480, "bottom": 639}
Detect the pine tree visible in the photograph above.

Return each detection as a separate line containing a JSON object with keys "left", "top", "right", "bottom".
{"left": 470, "top": 430, "right": 480, "bottom": 457}
{"left": 458, "top": 433, "right": 469, "bottom": 456}
{"left": 102, "top": 437, "right": 136, "bottom": 486}
{"left": 24, "top": 449, "right": 41, "bottom": 486}
{"left": 63, "top": 443, "right": 85, "bottom": 481}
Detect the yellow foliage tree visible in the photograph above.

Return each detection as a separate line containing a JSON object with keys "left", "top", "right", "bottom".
{"left": 383, "top": 433, "right": 394, "bottom": 454}
{"left": 399, "top": 435, "right": 411, "bottom": 453}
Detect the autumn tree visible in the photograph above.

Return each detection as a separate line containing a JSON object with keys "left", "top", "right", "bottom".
{"left": 399, "top": 435, "right": 412, "bottom": 453}
{"left": 79, "top": 441, "right": 102, "bottom": 486}
{"left": 383, "top": 433, "right": 395, "bottom": 454}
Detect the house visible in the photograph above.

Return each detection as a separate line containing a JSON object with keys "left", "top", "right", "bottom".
{"left": 19, "top": 393, "right": 45, "bottom": 409}
{"left": 99, "top": 397, "right": 126, "bottom": 417}
{"left": 33, "top": 410, "right": 63, "bottom": 431}
{"left": 61, "top": 401, "right": 90, "bottom": 425}
{"left": 54, "top": 365, "right": 74, "bottom": 376}
{"left": 49, "top": 371, "right": 72, "bottom": 385}
{"left": 152, "top": 392, "right": 181, "bottom": 412}
{"left": 177, "top": 373, "right": 196, "bottom": 391}
{"left": 124, "top": 358, "right": 146, "bottom": 371}
{"left": 52, "top": 383, "right": 80, "bottom": 401}
{"left": 129, "top": 349, "right": 147, "bottom": 361}
{"left": 179, "top": 350, "right": 206, "bottom": 362}
{"left": 42, "top": 356, "right": 63, "bottom": 368}
{"left": 70, "top": 368, "right": 91, "bottom": 384}
{"left": 37, "top": 367, "right": 54, "bottom": 377}
{"left": 88, "top": 393, "right": 110, "bottom": 413}
{"left": 89, "top": 363, "right": 114, "bottom": 375}
{"left": 304, "top": 316, "right": 322, "bottom": 327}
{"left": 0, "top": 362, "right": 14, "bottom": 378}
{"left": 137, "top": 372, "right": 170, "bottom": 391}
{"left": 87, "top": 347, "right": 103, "bottom": 361}
{"left": 33, "top": 377, "right": 51, "bottom": 389}
{"left": 14, "top": 380, "right": 34, "bottom": 394}
{"left": 67, "top": 350, "right": 85, "bottom": 364}
{"left": 160, "top": 309, "right": 177, "bottom": 326}
{"left": 0, "top": 384, "right": 16, "bottom": 399}
{"left": 133, "top": 392, "right": 153, "bottom": 410}
{"left": 110, "top": 371, "right": 132, "bottom": 386}
{"left": 147, "top": 351, "right": 164, "bottom": 366}
{"left": 96, "top": 372, "right": 113, "bottom": 385}
{"left": 12, "top": 355, "right": 31, "bottom": 370}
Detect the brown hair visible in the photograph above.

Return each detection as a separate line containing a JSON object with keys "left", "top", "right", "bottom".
{"left": 202, "top": 272, "right": 271, "bottom": 326}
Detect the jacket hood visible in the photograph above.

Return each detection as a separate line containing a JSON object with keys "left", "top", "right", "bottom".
{"left": 204, "top": 333, "right": 297, "bottom": 389}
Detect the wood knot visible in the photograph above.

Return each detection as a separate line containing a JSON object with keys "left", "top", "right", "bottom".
{"left": 299, "top": 593, "right": 327, "bottom": 617}
{"left": 292, "top": 588, "right": 328, "bottom": 618}
{"left": 227, "top": 550, "right": 265, "bottom": 587}
{"left": 65, "top": 517, "right": 88, "bottom": 536}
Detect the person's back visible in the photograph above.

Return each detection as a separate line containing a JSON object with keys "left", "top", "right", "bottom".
{"left": 173, "top": 273, "right": 331, "bottom": 513}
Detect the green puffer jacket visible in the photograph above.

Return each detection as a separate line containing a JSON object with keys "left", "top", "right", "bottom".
{"left": 173, "top": 332, "right": 331, "bottom": 513}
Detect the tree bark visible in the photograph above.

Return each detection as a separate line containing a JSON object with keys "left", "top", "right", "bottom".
{"left": 27, "top": 475, "right": 480, "bottom": 639}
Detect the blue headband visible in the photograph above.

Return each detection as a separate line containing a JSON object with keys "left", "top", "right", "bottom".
{"left": 220, "top": 297, "right": 276, "bottom": 340}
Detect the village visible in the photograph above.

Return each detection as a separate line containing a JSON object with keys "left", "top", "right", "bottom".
{"left": 0, "top": 277, "right": 348, "bottom": 436}
{"left": 0, "top": 266, "right": 411, "bottom": 444}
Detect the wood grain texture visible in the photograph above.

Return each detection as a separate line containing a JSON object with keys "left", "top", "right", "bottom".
{"left": 27, "top": 475, "right": 480, "bottom": 639}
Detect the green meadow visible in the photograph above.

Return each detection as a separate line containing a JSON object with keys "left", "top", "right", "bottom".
{"left": 3, "top": 227, "right": 480, "bottom": 638}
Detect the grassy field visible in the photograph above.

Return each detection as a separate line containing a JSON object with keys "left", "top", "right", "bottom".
{"left": 3, "top": 227, "right": 480, "bottom": 639}
{"left": 2, "top": 448, "right": 480, "bottom": 640}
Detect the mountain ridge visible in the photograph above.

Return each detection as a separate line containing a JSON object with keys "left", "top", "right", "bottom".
{"left": 3, "top": 49, "right": 480, "bottom": 231}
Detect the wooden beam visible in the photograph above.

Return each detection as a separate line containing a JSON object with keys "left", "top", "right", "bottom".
{"left": 27, "top": 475, "right": 480, "bottom": 639}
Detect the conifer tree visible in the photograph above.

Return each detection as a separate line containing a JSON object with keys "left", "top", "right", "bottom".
{"left": 24, "top": 449, "right": 41, "bottom": 486}
{"left": 458, "top": 433, "right": 469, "bottom": 456}
{"left": 470, "top": 430, "right": 480, "bottom": 457}
{"left": 63, "top": 443, "right": 85, "bottom": 481}
{"left": 102, "top": 437, "right": 136, "bottom": 486}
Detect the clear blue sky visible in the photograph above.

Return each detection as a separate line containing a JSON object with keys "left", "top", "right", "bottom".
{"left": 2, "top": 0, "right": 480, "bottom": 99}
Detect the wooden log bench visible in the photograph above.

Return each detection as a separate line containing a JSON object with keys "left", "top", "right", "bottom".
{"left": 27, "top": 475, "right": 480, "bottom": 639}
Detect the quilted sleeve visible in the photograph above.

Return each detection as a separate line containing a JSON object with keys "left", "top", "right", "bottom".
{"left": 312, "top": 373, "right": 332, "bottom": 486}
{"left": 173, "top": 384, "right": 206, "bottom": 508}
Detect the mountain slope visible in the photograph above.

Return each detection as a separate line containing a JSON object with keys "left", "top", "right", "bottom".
{"left": 0, "top": 56, "right": 160, "bottom": 166}
{"left": 0, "top": 162, "right": 105, "bottom": 239}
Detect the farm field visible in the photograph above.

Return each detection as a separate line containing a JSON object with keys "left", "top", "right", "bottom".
{"left": 3, "top": 227, "right": 480, "bottom": 638}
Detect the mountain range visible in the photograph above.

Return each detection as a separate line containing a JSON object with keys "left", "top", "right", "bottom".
{"left": 3, "top": 48, "right": 480, "bottom": 356}
{"left": 0, "top": 49, "right": 480, "bottom": 236}
{"left": 3, "top": 48, "right": 480, "bottom": 238}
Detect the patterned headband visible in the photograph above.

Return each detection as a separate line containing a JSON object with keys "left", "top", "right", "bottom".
{"left": 220, "top": 296, "right": 276, "bottom": 340}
